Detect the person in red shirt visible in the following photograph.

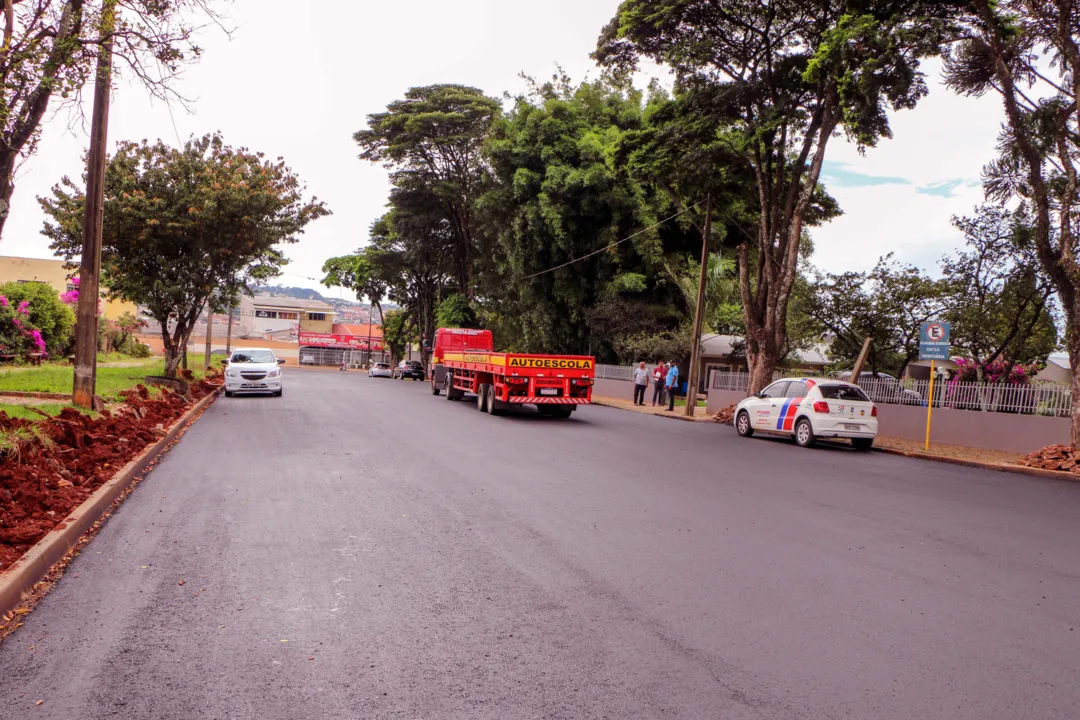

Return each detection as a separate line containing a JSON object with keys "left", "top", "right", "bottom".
{"left": 651, "top": 361, "right": 667, "bottom": 406}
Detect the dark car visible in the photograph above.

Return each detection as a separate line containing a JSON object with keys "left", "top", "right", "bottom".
{"left": 394, "top": 360, "right": 426, "bottom": 381}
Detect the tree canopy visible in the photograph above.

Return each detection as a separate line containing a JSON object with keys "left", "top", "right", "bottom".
{"left": 41, "top": 132, "right": 329, "bottom": 376}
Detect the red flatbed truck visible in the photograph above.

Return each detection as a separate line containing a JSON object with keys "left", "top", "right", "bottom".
{"left": 429, "top": 328, "right": 595, "bottom": 418}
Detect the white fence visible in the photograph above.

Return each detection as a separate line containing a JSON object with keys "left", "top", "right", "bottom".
{"left": 708, "top": 371, "right": 1071, "bottom": 418}
{"left": 595, "top": 364, "right": 633, "bottom": 382}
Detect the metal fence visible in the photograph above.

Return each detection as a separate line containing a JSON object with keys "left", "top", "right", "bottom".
{"left": 708, "top": 371, "right": 1072, "bottom": 418}
{"left": 595, "top": 364, "right": 633, "bottom": 382}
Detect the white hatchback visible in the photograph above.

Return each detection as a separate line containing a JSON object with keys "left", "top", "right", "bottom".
{"left": 368, "top": 362, "right": 392, "bottom": 378}
{"left": 734, "top": 378, "right": 878, "bottom": 450}
{"left": 224, "top": 348, "right": 284, "bottom": 397}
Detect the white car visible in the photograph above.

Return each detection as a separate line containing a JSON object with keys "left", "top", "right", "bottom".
{"left": 224, "top": 348, "right": 284, "bottom": 397}
{"left": 368, "top": 362, "right": 392, "bottom": 378}
{"left": 734, "top": 378, "right": 878, "bottom": 450}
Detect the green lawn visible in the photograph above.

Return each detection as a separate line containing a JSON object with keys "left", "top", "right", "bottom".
{"left": 0, "top": 402, "right": 96, "bottom": 421}
{"left": 0, "top": 359, "right": 190, "bottom": 400}
{"left": 673, "top": 398, "right": 708, "bottom": 408}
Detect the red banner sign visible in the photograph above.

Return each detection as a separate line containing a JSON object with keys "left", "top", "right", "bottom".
{"left": 299, "top": 332, "right": 384, "bottom": 351}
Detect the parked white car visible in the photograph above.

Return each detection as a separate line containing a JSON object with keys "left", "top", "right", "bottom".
{"left": 734, "top": 378, "right": 877, "bottom": 450}
{"left": 224, "top": 348, "right": 284, "bottom": 397}
{"left": 368, "top": 362, "right": 393, "bottom": 378}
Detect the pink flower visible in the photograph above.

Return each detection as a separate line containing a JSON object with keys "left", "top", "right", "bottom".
{"left": 17, "top": 300, "right": 29, "bottom": 314}
{"left": 0, "top": 296, "right": 7, "bottom": 308}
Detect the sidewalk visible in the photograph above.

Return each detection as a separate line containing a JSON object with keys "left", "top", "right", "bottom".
{"left": 592, "top": 394, "right": 714, "bottom": 423}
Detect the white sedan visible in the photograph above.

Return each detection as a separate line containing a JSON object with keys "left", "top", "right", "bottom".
{"left": 734, "top": 378, "right": 878, "bottom": 450}
{"left": 224, "top": 348, "right": 284, "bottom": 397}
{"left": 368, "top": 362, "right": 393, "bottom": 378}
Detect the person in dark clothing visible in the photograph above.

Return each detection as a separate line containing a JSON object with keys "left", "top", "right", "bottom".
{"left": 665, "top": 361, "right": 679, "bottom": 411}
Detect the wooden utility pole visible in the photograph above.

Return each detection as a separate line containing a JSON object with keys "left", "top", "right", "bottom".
{"left": 849, "top": 336, "right": 873, "bottom": 384}
{"left": 203, "top": 303, "right": 213, "bottom": 368}
{"left": 683, "top": 194, "right": 713, "bottom": 417}
{"left": 225, "top": 306, "right": 234, "bottom": 355}
{"left": 72, "top": 1, "right": 117, "bottom": 409}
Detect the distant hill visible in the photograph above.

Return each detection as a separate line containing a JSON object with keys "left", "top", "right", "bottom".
{"left": 252, "top": 285, "right": 329, "bottom": 302}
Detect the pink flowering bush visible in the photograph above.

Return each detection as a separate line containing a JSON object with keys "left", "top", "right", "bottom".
{"left": 0, "top": 282, "right": 75, "bottom": 359}
{"left": 950, "top": 357, "right": 1041, "bottom": 385}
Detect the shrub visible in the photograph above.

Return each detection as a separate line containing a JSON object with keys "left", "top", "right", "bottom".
{"left": 0, "top": 281, "right": 75, "bottom": 358}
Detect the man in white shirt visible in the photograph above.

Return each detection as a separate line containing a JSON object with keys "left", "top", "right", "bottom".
{"left": 632, "top": 361, "right": 650, "bottom": 405}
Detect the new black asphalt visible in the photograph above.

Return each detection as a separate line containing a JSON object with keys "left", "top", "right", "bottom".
{"left": 1, "top": 370, "right": 1078, "bottom": 719}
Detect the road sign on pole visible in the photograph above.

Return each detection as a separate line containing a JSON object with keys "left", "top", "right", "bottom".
{"left": 919, "top": 321, "right": 950, "bottom": 450}
{"left": 919, "top": 321, "right": 951, "bottom": 361}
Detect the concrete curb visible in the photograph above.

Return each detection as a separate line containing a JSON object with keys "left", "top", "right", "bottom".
{"left": 0, "top": 387, "right": 222, "bottom": 617}
{"left": 872, "top": 446, "right": 1079, "bottom": 483}
{"left": 591, "top": 398, "right": 712, "bottom": 423}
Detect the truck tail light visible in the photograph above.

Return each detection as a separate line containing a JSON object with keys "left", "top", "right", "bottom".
{"left": 506, "top": 376, "right": 528, "bottom": 385}
{"left": 871, "top": 405, "right": 878, "bottom": 417}
{"left": 813, "top": 401, "right": 830, "bottom": 413}
{"left": 573, "top": 379, "right": 593, "bottom": 387}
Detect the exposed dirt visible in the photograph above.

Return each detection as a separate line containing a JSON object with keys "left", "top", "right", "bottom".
{"left": 0, "top": 370, "right": 222, "bottom": 571}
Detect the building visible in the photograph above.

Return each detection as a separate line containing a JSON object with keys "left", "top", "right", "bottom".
{"left": 1035, "top": 355, "right": 1071, "bottom": 385}
{"left": 237, "top": 294, "right": 335, "bottom": 339}
{"left": 696, "top": 333, "right": 831, "bottom": 391}
{"left": 0, "top": 255, "right": 137, "bottom": 320}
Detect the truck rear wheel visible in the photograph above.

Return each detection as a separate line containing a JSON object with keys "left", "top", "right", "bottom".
{"left": 445, "top": 373, "right": 458, "bottom": 401}
{"left": 477, "top": 383, "right": 490, "bottom": 412}
{"left": 487, "top": 385, "right": 507, "bottom": 415}
{"left": 432, "top": 377, "right": 441, "bottom": 396}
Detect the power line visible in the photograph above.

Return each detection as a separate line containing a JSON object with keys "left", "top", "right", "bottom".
{"left": 521, "top": 203, "right": 702, "bottom": 281}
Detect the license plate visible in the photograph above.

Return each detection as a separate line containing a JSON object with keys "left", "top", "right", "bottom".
{"left": 539, "top": 388, "right": 559, "bottom": 396}
{"left": 242, "top": 384, "right": 266, "bottom": 389}
{"left": 843, "top": 423, "right": 861, "bottom": 430}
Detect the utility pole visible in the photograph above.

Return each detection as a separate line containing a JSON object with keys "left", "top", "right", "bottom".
{"left": 849, "top": 336, "right": 873, "bottom": 384}
{"left": 72, "top": 1, "right": 117, "bottom": 409}
{"left": 203, "top": 302, "right": 213, "bottom": 368}
{"left": 366, "top": 304, "right": 373, "bottom": 369}
{"left": 683, "top": 195, "right": 713, "bottom": 417}
{"left": 225, "top": 305, "right": 234, "bottom": 355}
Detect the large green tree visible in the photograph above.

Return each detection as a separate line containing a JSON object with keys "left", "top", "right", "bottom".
{"left": 41, "top": 133, "right": 329, "bottom": 376}
{"left": 479, "top": 77, "right": 663, "bottom": 355}
{"left": 355, "top": 84, "right": 501, "bottom": 295}
{"left": 944, "top": 0, "right": 1080, "bottom": 440}
{"left": 0, "top": 0, "right": 219, "bottom": 241}
{"left": 596, "top": 0, "right": 966, "bottom": 392}
{"left": 321, "top": 249, "right": 388, "bottom": 328}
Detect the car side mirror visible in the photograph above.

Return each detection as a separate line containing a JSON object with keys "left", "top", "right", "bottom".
{"left": 220, "top": 358, "right": 229, "bottom": 365}
{"left": 754, "top": 391, "right": 764, "bottom": 399}
{"left": 278, "top": 358, "right": 286, "bottom": 364}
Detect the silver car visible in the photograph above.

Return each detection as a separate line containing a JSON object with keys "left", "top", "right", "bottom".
{"left": 224, "top": 348, "right": 284, "bottom": 397}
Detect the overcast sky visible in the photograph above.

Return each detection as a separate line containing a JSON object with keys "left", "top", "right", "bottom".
{"left": 2, "top": 0, "right": 1005, "bottom": 295}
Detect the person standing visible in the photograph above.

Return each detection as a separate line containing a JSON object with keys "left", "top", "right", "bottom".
{"left": 665, "top": 360, "right": 679, "bottom": 411}
{"left": 651, "top": 360, "right": 666, "bottom": 406}
{"left": 632, "top": 361, "right": 650, "bottom": 406}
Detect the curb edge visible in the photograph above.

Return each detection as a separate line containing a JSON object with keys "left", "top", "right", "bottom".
{"left": 0, "top": 387, "right": 222, "bottom": 617}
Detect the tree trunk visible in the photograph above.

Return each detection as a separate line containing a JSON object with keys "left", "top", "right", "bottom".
{"left": 746, "top": 348, "right": 775, "bottom": 395}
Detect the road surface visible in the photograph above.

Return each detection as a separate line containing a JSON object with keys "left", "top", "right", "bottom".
{"left": 1, "top": 370, "right": 1078, "bottom": 719}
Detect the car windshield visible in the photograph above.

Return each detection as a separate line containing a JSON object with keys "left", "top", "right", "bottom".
{"left": 231, "top": 350, "right": 275, "bottom": 363}
{"left": 819, "top": 384, "right": 871, "bottom": 402}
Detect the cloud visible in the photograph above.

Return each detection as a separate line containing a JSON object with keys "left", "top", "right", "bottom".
{"left": 820, "top": 161, "right": 909, "bottom": 188}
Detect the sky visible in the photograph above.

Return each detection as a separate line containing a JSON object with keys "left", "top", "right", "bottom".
{"left": 1, "top": 0, "right": 1007, "bottom": 295}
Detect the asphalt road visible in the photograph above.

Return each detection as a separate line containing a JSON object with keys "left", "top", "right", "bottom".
{"left": 1, "top": 370, "right": 1078, "bottom": 719}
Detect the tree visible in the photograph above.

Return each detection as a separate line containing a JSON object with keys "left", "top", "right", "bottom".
{"left": 355, "top": 84, "right": 501, "bottom": 294}
{"left": 435, "top": 293, "right": 477, "bottom": 329}
{"left": 596, "top": 0, "right": 966, "bottom": 393}
{"left": 321, "top": 250, "right": 387, "bottom": 330}
{"left": 381, "top": 308, "right": 416, "bottom": 365}
{"left": 666, "top": 250, "right": 738, "bottom": 335}
{"left": 803, "top": 256, "right": 944, "bottom": 376}
{"left": 479, "top": 77, "right": 660, "bottom": 355}
{"left": 941, "top": 206, "right": 1058, "bottom": 382}
{"left": 41, "top": 133, "right": 329, "bottom": 376}
{"left": 0, "top": 0, "right": 220, "bottom": 241}
{"left": 943, "top": 0, "right": 1080, "bottom": 441}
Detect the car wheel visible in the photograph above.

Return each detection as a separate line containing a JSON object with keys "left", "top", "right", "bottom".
{"left": 477, "top": 383, "right": 490, "bottom": 412}
{"left": 795, "top": 418, "right": 816, "bottom": 448}
{"left": 852, "top": 437, "right": 874, "bottom": 452}
{"left": 736, "top": 410, "right": 754, "bottom": 437}
{"left": 274, "top": 389, "right": 283, "bottom": 397}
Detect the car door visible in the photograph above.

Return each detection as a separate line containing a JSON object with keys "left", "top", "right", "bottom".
{"left": 776, "top": 380, "right": 810, "bottom": 433}
{"left": 752, "top": 381, "right": 790, "bottom": 429}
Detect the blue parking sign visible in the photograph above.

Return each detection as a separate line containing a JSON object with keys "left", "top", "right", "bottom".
{"left": 919, "top": 322, "right": 951, "bottom": 361}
